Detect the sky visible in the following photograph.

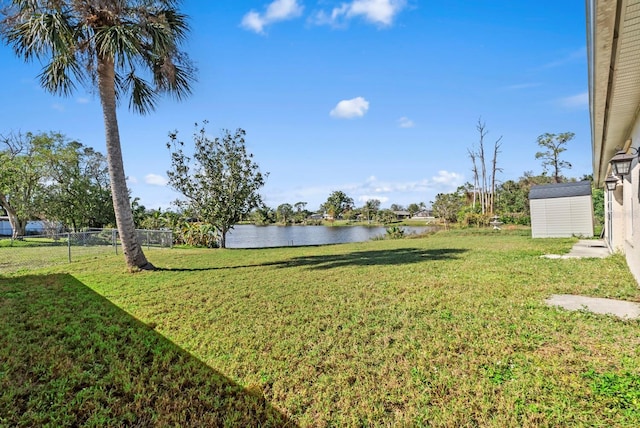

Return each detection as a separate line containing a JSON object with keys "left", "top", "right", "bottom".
{"left": 0, "top": 0, "right": 591, "bottom": 212}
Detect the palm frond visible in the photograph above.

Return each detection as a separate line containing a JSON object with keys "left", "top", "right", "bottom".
{"left": 153, "top": 60, "right": 193, "bottom": 99}
{"left": 123, "top": 71, "right": 157, "bottom": 115}
{"left": 5, "top": 9, "right": 77, "bottom": 60}
{"left": 94, "top": 25, "right": 141, "bottom": 68}
{"left": 2, "top": 0, "right": 195, "bottom": 112}
{"left": 37, "top": 52, "right": 82, "bottom": 96}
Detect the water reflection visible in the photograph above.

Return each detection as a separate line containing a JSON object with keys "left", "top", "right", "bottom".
{"left": 225, "top": 224, "right": 436, "bottom": 248}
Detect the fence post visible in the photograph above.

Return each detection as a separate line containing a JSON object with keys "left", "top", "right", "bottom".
{"left": 112, "top": 229, "right": 117, "bottom": 254}
{"left": 67, "top": 232, "right": 71, "bottom": 263}
{"left": 147, "top": 230, "right": 150, "bottom": 250}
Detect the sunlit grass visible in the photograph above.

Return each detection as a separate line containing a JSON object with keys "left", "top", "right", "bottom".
{"left": 2, "top": 229, "right": 640, "bottom": 426}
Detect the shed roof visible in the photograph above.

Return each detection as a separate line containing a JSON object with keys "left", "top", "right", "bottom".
{"left": 529, "top": 181, "right": 592, "bottom": 200}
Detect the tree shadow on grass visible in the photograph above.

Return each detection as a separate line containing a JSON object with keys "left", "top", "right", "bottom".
{"left": 0, "top": 274, "right": 295, "bottom": 427}
{"left": 154, "top": 247, "right": 468, "bottom": 272}
{"left": 271, "top": 247, "right": 468, "bottom": 270}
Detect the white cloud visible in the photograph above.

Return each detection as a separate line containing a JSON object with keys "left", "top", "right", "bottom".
{"left": 350, "top": 173, "right": 464, "bottom": 204}
{"left": 357, "top": 195, "right": 390, "bottom": 204}
{"left": 76, "top": 97, "right": 90, "bottom": 104}
{"left": 540, "top": 47, "right": 586, "bottom": 69}
{"left": 330, "top": 96, "right": 370, "bottom": 119}
{"left": 315, "top": 0, "right": 407, "bottom": 27}
{"left": 559, "top": 92, "right": 589, "bottom": 109}
{"left": 431, "top": 170, "right": 463, "bottom": 186}
{"left": 265, "top": 171, "right": 466, "bottom": 210}
{"left": 398, "top": 116, "right": 415, "bottom": 128}
{"left": 144, "top": 174, "right": 168, "bottom": 186}
{"left": 127, "top": 176, "right": 139, "bottom": 184}
{"left": 52, "top": 103, "right": 64, "bottom": 112}
{"left": 241, "top": 0, "right": 303, "bottom": 34}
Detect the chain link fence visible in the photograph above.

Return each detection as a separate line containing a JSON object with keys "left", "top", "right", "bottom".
{"left": 0, "top": 228, "right": 172, "bottom": 273}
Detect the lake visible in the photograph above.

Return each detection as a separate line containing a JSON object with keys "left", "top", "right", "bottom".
{"left": 225, "top": 224, "right": 437, "bottom": 248}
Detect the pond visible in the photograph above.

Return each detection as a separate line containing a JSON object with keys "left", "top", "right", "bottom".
{"left": 225, "top": 224, "right": 437, "bottom": 248}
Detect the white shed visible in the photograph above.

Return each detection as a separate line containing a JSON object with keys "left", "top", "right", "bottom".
{"left": 529, "top": 181, "right": 594, "bottom": 238}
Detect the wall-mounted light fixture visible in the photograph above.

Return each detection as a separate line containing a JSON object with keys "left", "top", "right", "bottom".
{"left": 609, "top": 148, "right": 639, "bottom": 177}
{"left": 605, "top": 174, "right": 619, "bottom": 191}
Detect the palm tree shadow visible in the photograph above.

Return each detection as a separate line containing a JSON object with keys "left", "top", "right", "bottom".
{"left": 154, "top": 247, "right": 467, "bottom": 272}
{"left": 273, "top": 247, "right": 468, "bottom": 270}
{"left": 0, "top": 274, "right": 295, "bottom": 427}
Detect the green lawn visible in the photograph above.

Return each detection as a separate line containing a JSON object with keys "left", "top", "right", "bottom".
{"left": 2, "top": 230, "right": 640, "bottom": 426}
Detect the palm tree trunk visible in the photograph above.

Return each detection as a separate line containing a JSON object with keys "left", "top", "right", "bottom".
{"left": 97, "top": 56, "right": 154, "bottom": 270}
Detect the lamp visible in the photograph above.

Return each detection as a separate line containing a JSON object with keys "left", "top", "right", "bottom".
{"left": 609, "top": 149, "right": 639, "bottom": 176}
{"left": 604, "top": 174, "right": 619, "bottom": 191}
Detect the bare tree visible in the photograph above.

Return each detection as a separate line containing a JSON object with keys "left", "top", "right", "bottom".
{"left": 468, "top": 119, "right": 502, "bottom": 215}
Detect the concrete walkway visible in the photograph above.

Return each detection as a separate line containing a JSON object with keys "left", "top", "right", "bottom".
{"left": 542, "top": 239, "right": 610, "bottom": 259}
{"left": 545, "top": 294, "right": 640, "bottom": 319}
{"left": 543, "top": 240, "right": 640, "bottom": 320}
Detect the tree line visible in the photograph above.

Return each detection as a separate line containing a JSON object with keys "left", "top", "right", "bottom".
{"left": 2, "top": 123, "right": 599, "bottom": 250}
{"left": 431, "top": 127, "right": 604, "bottom": 229}
{"left": 247, "top": 196, "right": 430, "bottom": 227}
{"left": 0, "top": 132, "right": 115, "bottom": 238}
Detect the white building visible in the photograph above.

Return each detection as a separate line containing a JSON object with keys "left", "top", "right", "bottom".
{"left": 588, "top": 0, "right": 640, "bottom": 284}
{"left": 529, "top": 181, "right": 594, "bottom": 238}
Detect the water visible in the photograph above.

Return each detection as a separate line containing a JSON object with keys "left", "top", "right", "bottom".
{"left": 225, "top": 224, "right": 436, "bottom": 248}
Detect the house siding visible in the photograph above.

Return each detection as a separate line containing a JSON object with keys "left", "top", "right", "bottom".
{"left": 619, "top": 119, "right": 640, "bottom": 283}
{"left": 530, "top": 195, "right": 594, "bottom": 238}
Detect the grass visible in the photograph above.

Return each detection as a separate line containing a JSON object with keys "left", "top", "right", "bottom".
{"left": 2, "top": 229, "right": 640, "bottom": 426}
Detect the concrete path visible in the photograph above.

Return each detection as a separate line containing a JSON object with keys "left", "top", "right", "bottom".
{"left": 542, "top": 239, "right": 610, "bottom": 259}
{"left": 545, "top": 294, "right": 640, "bottom": 320}
{"left": 543, "top": 239, "right": 640, "bottom": 320}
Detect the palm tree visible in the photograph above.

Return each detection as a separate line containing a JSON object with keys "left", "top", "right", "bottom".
{"left": 1, "top": 0, "right": 194, "bottom": 270}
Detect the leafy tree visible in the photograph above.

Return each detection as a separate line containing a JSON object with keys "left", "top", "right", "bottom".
{"left": 431, "top": 191, "right": 464, "bottom": 229}
{"left": 0, "top": 132, "right": 50, "bottom": 238}
{"left": 342, "top": 207, "right": 358, "bottom": 221}
{"left": 130, "top": 197, "right": 148, "bottom": 229}
{"left": 293, "top": 201, "right": 309, "bottom": 224}
{"left": 43, "top": 141, "right": 114, "bottom": 230}
{"left": 377, "top": 209, "right": 397, "bottom": 224}
{"left": 407, "top": 203, "right": 421, "bottom": 217}
{"left": 592, "top": 187, "right": 604, "bottom": 229}
{"left": 1, "top": 0, "right": 195, "bottom": 269}
{"left": 495, "top": 180, "right": 529, "bottom": 215}
{"left": 138, "top": 208, "right": 168, "bottom": 230}
{"left": 494, "top": 172, "right": 556, "bottom": 224}
{"left": 167, "top": 123, "right": 267, "bottom": 248}
{"left": 276, "top": 203, "right": 294, "bottom": 224}
{"left": 321, "top": 191, "right": 354, "bottom": 222}
{"left": 251, "top": 205, "right": 275, "bottom": 225}
{"left": 362, "top": 199, "right": 381, "bottom": 224}
{"left": 390, "top": 204, "right": 405, "bottom": 211}
{"left": 535, "top": 132, "right": 574, "bottom": 183}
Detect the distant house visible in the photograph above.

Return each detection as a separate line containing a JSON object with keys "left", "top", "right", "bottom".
{"left": 412, "top": 210, "right": 434, "bottom": 219}
{"left": 529, "top": 181, "right": 594, "bottom": 238}
{"left": 393, "top": 210, "right": 411, "bottom": 220}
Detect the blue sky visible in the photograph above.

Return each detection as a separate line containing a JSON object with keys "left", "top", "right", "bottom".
{"left": 0, "top": 0, "right": 590, "bottom": 211}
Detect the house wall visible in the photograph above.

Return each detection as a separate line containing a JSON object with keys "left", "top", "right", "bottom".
{"left": 530, "top": 195, "right": 594, "bottom": 238}
{"left": 620, "top": 120, "right": 640, "bottom": 283}
{"left": 606, "top": 186, "right": 626, "bottom": 252}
